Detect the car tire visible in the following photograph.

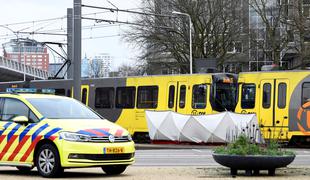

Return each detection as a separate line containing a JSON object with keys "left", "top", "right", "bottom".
{"left": 101, "top": 165, "right": 127, "bottom": 175}
{"left": 36, "top": 143, "right": 63, "bottom": 178}
{"left": 16, "top": 166, "right": 33, "bottom": 172}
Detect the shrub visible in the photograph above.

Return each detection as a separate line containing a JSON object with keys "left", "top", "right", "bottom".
{"left": 214, "top": 134, "right": 294, "bottom": 156}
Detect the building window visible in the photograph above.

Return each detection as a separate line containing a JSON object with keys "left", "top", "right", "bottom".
{"left": 241, "top": 84, "right": 256, "bottom": 109}
{"left": 137, "top": 86, "right": 158, "bottom": 109}
{"left": 95, "top": 87, "right": 114, "bottom": 108}
{"left": 262, "top": 83, "right": 271, "bottom": 108}
{"left": 192, "top": 84, "right": 207, "bottom": 109}
{"left": 303, "top": 0, "right": 310, "bottom": 17}
{"left": 278, "top": 83, "right": 287, "bottom": 109}
{"left": 302, "top": 82, "right": 310, "bottom": 107}
{"left": 116, "top": 87, "right": 136, "bottom": 109}
{"left": 179, "top": 85, "right": 186, "bottom": 109}
{"left": 168, "top": 85, "right": 175, "bottom": 108}
{"left": 235, "top": 42, "right": 243, "bottom": 53}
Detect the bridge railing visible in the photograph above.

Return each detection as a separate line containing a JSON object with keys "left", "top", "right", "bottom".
{"left": 0, "top": 56, "right": 49, "bottom": 79}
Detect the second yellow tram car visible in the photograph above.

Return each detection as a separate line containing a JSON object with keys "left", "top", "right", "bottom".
{"left": 0, "top": 73, "right": 237, "bottom": 141}
{"left": 235, "top": 70, "right": 310, "bottom": 144}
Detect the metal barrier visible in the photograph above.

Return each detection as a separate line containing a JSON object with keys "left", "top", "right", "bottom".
{"left": 0, "top": 56, "right": 49, "bottom": 79}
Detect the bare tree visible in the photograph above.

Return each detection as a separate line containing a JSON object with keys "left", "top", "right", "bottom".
{"left": 89, "top": 59, "right": 103, "bottom": 78}
{"left": 124, "top": 0, "right": 243, "bottom": 73}
{"left": 249, "top": 0, "right": 289, "bottom": 66}
{"left": 284, "top": 0, "right": 310, "bottom": 68}
{"left": 117, "top": 61, "right": 147, "bottom": 77}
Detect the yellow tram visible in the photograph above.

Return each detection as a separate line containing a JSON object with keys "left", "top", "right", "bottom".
{"left": 235, "top": 70, "right": 310, "bottom": 144}
{"left": 0, "top": 73, "right": 237, "bottom": 141}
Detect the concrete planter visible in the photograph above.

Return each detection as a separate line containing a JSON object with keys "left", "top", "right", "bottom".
{"left": 212, "top": 153, "right": 295, "bottom": 176}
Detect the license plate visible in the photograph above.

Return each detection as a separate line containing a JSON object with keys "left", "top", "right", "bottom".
{"left": 104, "top": 147, "right": 124, "bottom": 154}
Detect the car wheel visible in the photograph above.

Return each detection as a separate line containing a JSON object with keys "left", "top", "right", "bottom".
{"left": 101, "top": 165, "right": 127, "bottom": 175}
{"left": 16, "top": 166, "right": 33, "bottom": 172}
{"left": 36, "top": 143, "right": 63, "bottom": 178}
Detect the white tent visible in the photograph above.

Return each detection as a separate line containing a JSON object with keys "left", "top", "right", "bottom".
{"left": 145, "top": 110, "right": 262, "bottom": 143}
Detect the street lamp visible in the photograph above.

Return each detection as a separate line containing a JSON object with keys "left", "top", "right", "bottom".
{"left": 172, "top": 11, "right": 193, "bottom": 74}
{"left": 0, "top": 25, "right": 26, "bottom": 81}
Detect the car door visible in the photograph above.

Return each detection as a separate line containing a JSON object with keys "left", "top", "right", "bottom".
{"left": 0, "top": 97, "right": 39, "bottom": 163}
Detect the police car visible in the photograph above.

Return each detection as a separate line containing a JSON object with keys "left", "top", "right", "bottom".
{"left": 0, "top": 89, "right": 135, "bottom": 177}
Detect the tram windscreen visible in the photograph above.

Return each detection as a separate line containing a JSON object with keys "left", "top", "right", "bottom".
{"left": 210, "top": 74, "right": 238, "bottom": 112}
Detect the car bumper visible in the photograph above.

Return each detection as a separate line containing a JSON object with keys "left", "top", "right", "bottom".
{"left": 58, "top": 140, "right": 135, "bottom": 168}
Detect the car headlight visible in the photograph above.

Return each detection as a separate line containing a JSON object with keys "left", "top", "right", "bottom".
{"left": 127, "top": 134, "right": 133, "bottom": 141}
{"left": 59, "top": 132, "right": 91, "bottom": 142}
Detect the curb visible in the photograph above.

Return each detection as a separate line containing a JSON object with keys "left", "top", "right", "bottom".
{"left": 135, "top": 143, "right": 216, "bottom": 150}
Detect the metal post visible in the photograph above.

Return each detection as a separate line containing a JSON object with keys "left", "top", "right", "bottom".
{"left": 73, "top": 0, "right": 81, "bottom": 101}
{"left": 67, "top": 8, "right": 73, "bottom": 79}
{"left": 23, "top": 45, "right": 26, "bottom": 81}
{"left": 189, "top": 16, "right": 192, "bottom": 74}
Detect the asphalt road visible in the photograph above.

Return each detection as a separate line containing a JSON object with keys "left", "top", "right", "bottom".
{"left": 0, "top": 148, "right": 310, "bottom": 179}
{"left": 134, "top": 148, "right": 310, "bottom": 166}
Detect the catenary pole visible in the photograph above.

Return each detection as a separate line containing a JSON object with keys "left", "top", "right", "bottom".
{"left": 73, "top": 0, "right": 81, "bottom": 100}
{"left": 67, "top": 8, "right": 73, "bottom": 79}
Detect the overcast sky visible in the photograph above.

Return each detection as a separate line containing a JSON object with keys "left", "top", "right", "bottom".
{"left": 0, "top": 0, "right": 142, "bottom": 70}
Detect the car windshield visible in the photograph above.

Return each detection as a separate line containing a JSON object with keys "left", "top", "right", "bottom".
{"left": 27, "top": 97, "right": 102, "bottom": 119}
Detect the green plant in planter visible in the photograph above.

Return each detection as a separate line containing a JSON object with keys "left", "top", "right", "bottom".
{"left": 213, "top": 134, "right": 296, "bottom": 176}
{"left": 214, "top": 134, "right": 294, "bottom": 156}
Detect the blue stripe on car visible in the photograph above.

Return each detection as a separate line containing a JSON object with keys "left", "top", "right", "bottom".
{"left": 32, "top": 124, "right": 49, "bottom": 141}
{"left": 77, "top": 130, "right": 97, "bottom": 136}
{"left": 7, "top": 124, "right": 21, "bottom": 141}
{"left": 44, "top": 128, "right": 62, "bottom": 139}
{"left": 19, "top": 123, "right": 37, "bottom": 142}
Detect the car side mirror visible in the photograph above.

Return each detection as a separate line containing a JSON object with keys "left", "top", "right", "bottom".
{"left": 12, "top": 116, "right": 29, "bottom": 123}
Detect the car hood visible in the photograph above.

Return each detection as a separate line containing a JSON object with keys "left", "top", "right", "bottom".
{"left": 43, "top": 119, "right": 128, "bottom": 137}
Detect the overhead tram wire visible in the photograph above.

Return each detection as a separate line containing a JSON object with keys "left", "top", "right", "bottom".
{"left": 0, "top": 7, "right": 144, "bottom": 27}
{"left": 82, "top": 17, "right": 173, "bottom": 30}
{"left": 0, "top": 23, "right": 126, "bottom": 38}
{"left": 81, "top": 4, "right": 177, "bottom": 19}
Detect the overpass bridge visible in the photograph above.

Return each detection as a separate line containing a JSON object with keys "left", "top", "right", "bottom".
{"left": 0, "top": 56, "right": 49, "bottom": 82}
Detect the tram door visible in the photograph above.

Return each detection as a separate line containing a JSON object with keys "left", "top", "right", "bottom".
{"left": 167, "top": 82, "right": 177, "bottom": 112}
{"left": 81, "top": 85, "right": 89, "bottom": 106}
{"left": 176, "top": 81, "right": 188, "bottom": 114}
{"left": 260, "top": 79, "right": 274, "bottom": 127}
{"left": 275, "top": 79, "right": 289, "bottom": 128}
{"left": 259, "top": 79, "right": 289, "bottom": 128}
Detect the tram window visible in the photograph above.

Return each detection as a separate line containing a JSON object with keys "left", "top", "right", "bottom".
{"left": 137, "top": 86, "right": 158, "bottom": 109}
{"left": 81, "top": 88, "right": 87, "bottom": 104}
{"left": 241, "top": 84, "right": 256, "bottom": 109}
{"left": 55, "top": 89, "right": 65, "bottom": 96}
{"left": 95, "top": 87, "right": 114, "bottom": 108}
{"left": 278, "top": 83, "right": 287, "bottom": 109}
{"left": 192, "top": 84, "right": 207, "bottom": 109}
{"left": 168, "top": 85, "right": 175, "bottom": 108}
{"left": 67, "top": 89, "right": 71, "bottom": 97}
{"left": 179, "top": 85, "right": 186, "bottom": 109}
{"left": 262, "top": 83, "right": 271, "bottom": 108}
{"left": 302, "top": 83, "right": 310, "bottom": 106}
{"left": 116, "top": 87, "right": 136, "bottom": 109}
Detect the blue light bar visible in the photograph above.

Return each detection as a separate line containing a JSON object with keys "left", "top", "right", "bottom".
{"left": 41, "top": 88, "right": 56, "bottom": 94}
{"left": 6, "top": 88, "right": 37, "bottom": 93}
